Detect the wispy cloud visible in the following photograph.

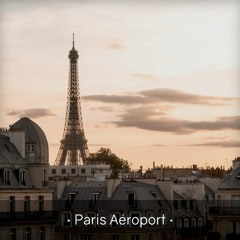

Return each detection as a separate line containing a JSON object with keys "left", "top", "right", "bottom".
{"left": 83, "top": 94, "right": 153, "bottom": 105}
{"left": 140, "top": 88, "right": 238, "bottom": 106}
{"left": 109, "top": 39, "right": 125, "bottom": 50}
{"left": 7, "top": 108, "right": 56, "bottom": 119}
{"left": 134, "top": 73, "right": 160, "bottom": 81}
{"left": 83, "top": 88, "right": 239, "bottom": 106}
{"left": 91, "top": 107, "right": 114, "bottom": 112}
{"left": 187, "top": 140, "right": 240, "bottom": 148}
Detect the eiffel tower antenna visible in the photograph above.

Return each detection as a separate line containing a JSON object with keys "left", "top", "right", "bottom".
{"left": 54, "top": 36, "right": 89, "bottom": 165}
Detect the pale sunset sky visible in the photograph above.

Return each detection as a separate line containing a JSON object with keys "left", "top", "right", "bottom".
{"left": 0, "top": 0, "right": 239, "bottom": 169}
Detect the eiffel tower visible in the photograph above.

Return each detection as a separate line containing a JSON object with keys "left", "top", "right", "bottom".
{"left": 54, "top": 34, "right": 89, "bottom": 165}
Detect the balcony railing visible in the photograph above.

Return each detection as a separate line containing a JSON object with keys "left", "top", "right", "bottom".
{"left": 209, "top": 207, "right": 240, "bottom": 215}
{"left": 0, "top": 211, "right": 58, "bottom": 222}
{"left": 176, "top": 226, "right": 208, "bottom": 236}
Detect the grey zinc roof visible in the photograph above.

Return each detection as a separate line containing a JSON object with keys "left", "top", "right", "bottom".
{"left": 0, "top": 134, "right": 26, "bottom": 166}
{"left": 173, "top": 191, "right": 184, "bottom": 200}
{"left": 10, "top": 117, "right": 49, "bottom": 163}
{"left": 56, "top": 180, "right": 171, "bottom": 212}
{"left": 204, "top": 184, "right": 215, "bottom": 196}
{"left": 218, "top": 167, "right": 240, "bottom": 189}
{"left": 0, "top": 134, "right": 33, "bottom": 188}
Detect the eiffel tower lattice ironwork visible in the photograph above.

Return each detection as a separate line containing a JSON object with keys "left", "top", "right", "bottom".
{"left": 54, "top": 35, "right": 89, "bottom": 165}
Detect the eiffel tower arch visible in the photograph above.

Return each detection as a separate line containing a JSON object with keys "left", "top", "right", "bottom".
{"left": 54, "top": 35, "right": 89, "bottom": 165}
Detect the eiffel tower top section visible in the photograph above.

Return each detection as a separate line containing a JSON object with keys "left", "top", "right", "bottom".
{"left": 69, "top": 33, "right": 79, "bottom": 62}
{"left": 54, "top": 34, "right": 89, "bottom": 165}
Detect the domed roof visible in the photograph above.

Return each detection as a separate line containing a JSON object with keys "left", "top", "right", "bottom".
{"left": 10, "top": 117, "right": 49, "bottom": 163}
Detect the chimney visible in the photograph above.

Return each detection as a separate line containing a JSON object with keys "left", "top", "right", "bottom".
{"left": 232, "top": 157, "right": 240, "bottom": 170}
{"left": 107, "top": 178, "right": 121, "bottom": 198}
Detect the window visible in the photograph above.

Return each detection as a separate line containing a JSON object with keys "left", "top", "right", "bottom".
{"left": 20, "top": 170, "right": 27, "bottom": 185}
{"left": 131, "top": 235, "right": 139, "bottom": 240}
{"left": 4, "top": 169, "right": 12, "bottom": 186}
{"left": 62, "top": 212, "right": 72, "bottom": 227}
{"left": 92, "top": 193, "right": 100, "bottom": 205}
{"left": 128, "top": 193, "right": 136, "bottom": 206}
{"left": 9, "top": 228, "right": 16, "bottom": 240}
{"left": 148, "top": 234, "right": 153, "bottom": 240}
{"left": 208, "top": 195, "right": 213, "bottom": 201}
{"left": 42, "top": 169, "right": 47, "bottom": 182}
{"left": 64, "top": 234, "right": 70, "bottom": 240}
{"left": 52, "top": 169, "right": 56, "bottom": 174}
{"left": 184, "top": 219, "right": 189, "bottom": 228}
{"left": 112, "top": 235, "right": 119, "bottom": 240}
{"left": 24, "top": 196, "right": 30, "bottom": 213}
{"left": 231, "top": 195, "right": 240, "bottom": 213}
{"left": 198, "top": 218, "right": 203, "bottom": 227}
{"left": 39, "top": 227, "right": 45, "bottom": 240}
{"left": 68, "top": 193, "right": 76, "bottom": 205}
{"left": 27, "top": 144, "right": 35, "bottom": 152}
{"left": 111, "top": 212, "right": 121, "bottom": 227}
{"left": 62, "top": 169, "right": 66, "bottom": 174}
{"left": 130, "top": 212, "right": 140, "bottom": 227}
{"left": 161, "top": 211, "right": 166, "bottom": 225}
{"left": 86, "top": 212, "right": 96, "bottom": 226}
{"left": 176, "top": 219, "right": 182, "bottom": 229}
{"left": 146, "top": 211, "right": 153, "bottom": 227}
{"left": 9, "top": 196, "right": 15, "bottom": 213}
{"left": 80, "top": 234, "right": 93, "bottom": 240}
{"left": 81, "top": 169, "right": 86, "bottom": 174}
{"left": 217, "top": 195, "right": 221, "bottom": 207}
{"left": 24, "top": 227, "right": 31, "bottom": 240}
{"left": 71, "top": 168, "right": 76, "bottom": 174}
{"left": 191, "top": 218, "right": 196, "bottom": 228}
{"left": 151, "top": 192, "right": 157, "bottom": 199}
{"left": 39, "top": 196, "right": 44, "bottom": 212}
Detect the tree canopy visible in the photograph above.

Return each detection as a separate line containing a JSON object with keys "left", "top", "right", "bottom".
{"left": 86, "top": 148, "right": 130, "bottom": 174}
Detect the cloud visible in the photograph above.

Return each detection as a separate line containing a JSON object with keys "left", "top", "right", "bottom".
{"left": 202, "top": 136, "right": 229, "bottom": 141}
{"left": 83, "top": 94, "right": 153, "bottom": 105}
{"left": 112, "top": 107, "right": 240, "bottom": 134}
{"left": 91, "top": 107, "right": 114, "bottom": 112}
{"left": 83, "top": 88, "right": 238, "bottom": 106}
{"left": 151, "top": 144, "right": 167, "bottom": 147}
{"left": 7, "top": 108, "right": 56, "bottom": 119}
{"left": 109, "top": 39, "right": 125, "bottom": 50}
{"left": 134, "top": 73, "right": 160, "bottom": 81}
{"left": 187, "top": 140, "right": 240, "bottom": 148}
{"left": 140, "top": 88, "right": 238, "bottom": 106}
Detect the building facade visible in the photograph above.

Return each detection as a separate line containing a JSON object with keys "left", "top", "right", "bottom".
{"left": 0, "top": 118, "right": 56, "bottom": 240}
{"left": 210, "top": 157, "right": 240, "bottom": 239}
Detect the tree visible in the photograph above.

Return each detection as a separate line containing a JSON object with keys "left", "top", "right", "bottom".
{"left": 86, "top": 148, "right": 130, "bottom": 176}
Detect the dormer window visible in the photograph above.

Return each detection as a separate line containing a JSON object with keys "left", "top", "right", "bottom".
{"left": 128, "top": 193, "right": 136, "bottom": 206}
{"left": 4, "top": 169, "right": 12, "bottom": 186}
{"left": 69, "top": 193, "right": 76, "bottom": 204}
{"left": 20, "top": 170, "right": 27, "bottom": 185}
{"left": 92, "top": 193, "right": 100, "bottom": 205}
{"left": 151, "top": 192, "right": 157, "bottom": 199}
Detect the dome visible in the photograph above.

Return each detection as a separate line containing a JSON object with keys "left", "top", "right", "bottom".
{"left": 10, "top": 117, "right": 49, "bottom": 163}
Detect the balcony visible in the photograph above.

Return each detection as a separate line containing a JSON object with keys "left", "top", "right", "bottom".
{"left": 209, "top": 207, "right": 240, "bottom": 216}
{"left": 0, "top": 211, "right": 58, "bottom": 223}
{"left": 176, "top": 226, "right": 209, "bottom": 236}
